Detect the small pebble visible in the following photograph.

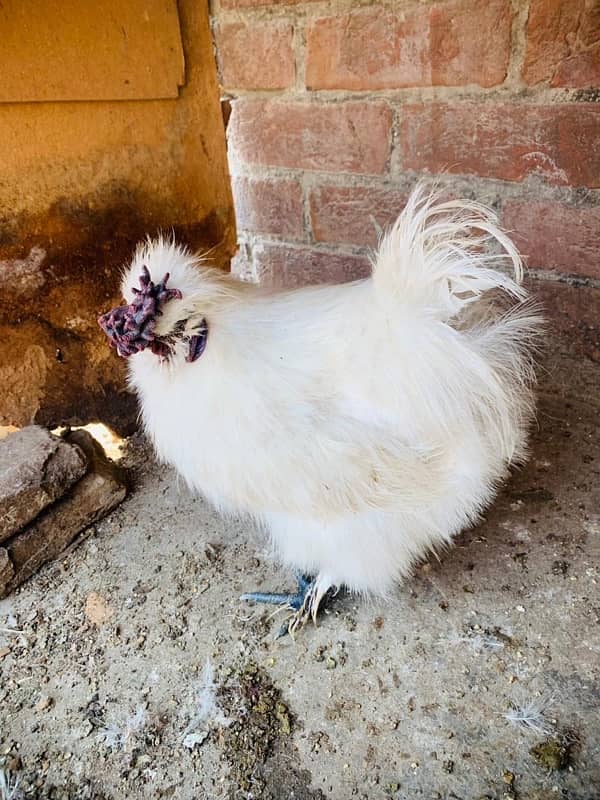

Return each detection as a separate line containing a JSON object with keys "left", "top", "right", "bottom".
{"left": 35, "top": 695, "right": 53, "bottom": 712}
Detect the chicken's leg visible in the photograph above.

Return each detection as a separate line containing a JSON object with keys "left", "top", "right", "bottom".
{"left": 241, "top": 573, "right": 335, "bottom": 637}
{"left": 240, "top": 572, "right": 312, "bottom": 610}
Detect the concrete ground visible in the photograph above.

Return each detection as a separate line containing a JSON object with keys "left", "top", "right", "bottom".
{"left": 1, "top": 338, "right": 599, "bottom": 800}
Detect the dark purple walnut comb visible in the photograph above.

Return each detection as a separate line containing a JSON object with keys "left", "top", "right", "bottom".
{"left": 98, "top": 266, "right": 182, "bottom": 358}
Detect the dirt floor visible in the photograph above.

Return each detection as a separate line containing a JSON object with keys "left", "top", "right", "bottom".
{"left": 1, "top": 338, "right": 599, "bottom": 800}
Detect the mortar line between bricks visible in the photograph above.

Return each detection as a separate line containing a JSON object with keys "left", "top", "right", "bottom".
{"left": 507, "top": 0, "right": 531, "bottom": 88}
{"left": 389, "top": 104, "right": 402, "bottom": 180}
{"left": 214, "top": 0, "right": 434, "bottom": 23}
{"left": 300, "top": 174, "right": 314, "bottom": 244}
{"left": 293, "top": 14, "right": 307, "bottom": 95}
{"left": 525, "top": 268, "right": 600, "bottom": 290}
{"left": 235, "top": 233, "right": 372, "bottom": 258}
{"left": 220, "top": 86, "right": 593, "bottom": 103}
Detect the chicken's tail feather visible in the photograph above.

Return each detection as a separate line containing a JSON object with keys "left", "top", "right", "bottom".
{"left": 372, "top": 183, "right": 526, "bottom": 320}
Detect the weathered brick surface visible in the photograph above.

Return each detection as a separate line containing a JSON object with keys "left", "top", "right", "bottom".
{"left": 228, "top": 100, "right": 392, "bottom": 174}
{"left": 213, "top": 0, "right": 600, "bottom": 293}
{"left": 532, "top": 280, "right": 600, "bottom": 363}
{"left": 310, "top": 184, "right": 408, "bottom": 247}
{"left": 551, "top": 45, "right": 600, "bottom": 87}
{"left": 523, "top": 0, "right": 600, "bottom": 86}
{"left": 233, "top": 176, "right": 304, "bottom": 237}
{"left": 400, "top": 104, "right": 600, "bottom": 187}
{"left": 214, "top": 21, "right": 295, "bottom": 90}
{"left": 0, "top": 426, "right": 87, "bottom": 543}
{"left": 503, "top": 201, "right": 600, "bottom": 279}
{"left": 230, "top": 242, "right": 255, "bottom": 283}
{"left": 307, "top": 1, "right": 511, "bottom": 90}
{"left": 254, "top": 244, "right": 371, "bottom": 288}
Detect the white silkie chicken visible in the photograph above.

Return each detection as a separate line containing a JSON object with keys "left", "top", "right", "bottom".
{"left": 98, "top": 185, "right": 541, "bottom": 636}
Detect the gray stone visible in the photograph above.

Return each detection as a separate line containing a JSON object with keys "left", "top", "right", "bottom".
{"left": 1, "top": 429, "right": 127, "bottom": 598}
{"left": 0, "top": 426, "right": 87, "bottom": 542}
{"left": 0, "top": 547, "right": 14, "bottom": 596}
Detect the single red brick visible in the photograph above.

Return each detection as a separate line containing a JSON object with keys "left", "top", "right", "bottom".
{"left": 228, "top": 100, "right": 392, "bottom": 175}
{"left": 232, "top": 176, "right": 304, "bottom": 237}
{"left": 253, "top": 243, "right": 371, "bottom": 288}
{"left": 214, "top": 21, "right": 295, "bottom": 90}
{"left": 503, "top": 200, "right": 600, "bottom": 279}
{"left": 310, "top": 184, "right": 408, "bottom": 247}
{"left": 400, "top": 103, "right": 600, "bottom": 187}
{"left": 306, "top": 0, "right": 511, "bottom": 90}
{"left": 523, "top": 0, "right": 600, "bottom": 86}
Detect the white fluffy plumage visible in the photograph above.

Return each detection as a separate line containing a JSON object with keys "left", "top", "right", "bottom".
{"left": 121, "top": 185, "right": 542, "bottom": 615}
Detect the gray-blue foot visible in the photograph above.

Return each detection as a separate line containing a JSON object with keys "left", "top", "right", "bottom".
{"left": 240, "top": 574, "right": 332, "bottom": 637}
{"left": 240, "top": 573, "right": 313, "bottom": 610}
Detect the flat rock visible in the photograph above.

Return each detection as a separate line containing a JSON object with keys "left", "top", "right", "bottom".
{"left": 1, "top": 429, "right": 127, "bottom": 598}
{"left": 0, "top": 426, "right": 87, "bottom": 542}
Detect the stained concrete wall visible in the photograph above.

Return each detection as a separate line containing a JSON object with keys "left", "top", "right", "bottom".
{"left": 0, "top": 0, "right": 236, "bottom": 435}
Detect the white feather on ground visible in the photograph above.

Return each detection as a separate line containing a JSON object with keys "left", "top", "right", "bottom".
{"left": 0, "top": 769, "right": 21, "bottom": 800}
{"left": 448, "top": 629, "right": 506, "bottom": 653}
{"left": 100, "top": 705, "right": 149, "bottom": 750}
{"left": 505, "top": 696, "right": 556, "bottom": 736}
{"left": 182, "top": 657, "right": 229, "bottom": 749}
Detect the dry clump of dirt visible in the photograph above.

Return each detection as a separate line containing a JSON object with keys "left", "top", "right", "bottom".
{"left": 217, "top": 662, "right": 293, "bottom": 797}
{"left": 530, "top": 735, "right": 575, "bottom": 771}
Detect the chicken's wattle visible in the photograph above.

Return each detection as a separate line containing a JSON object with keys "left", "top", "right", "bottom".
{"left": 186, "top": 323, "right": 208, "bottom": 363}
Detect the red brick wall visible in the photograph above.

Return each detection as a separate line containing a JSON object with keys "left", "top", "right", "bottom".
{"left": 211, "top": 0, "right": 600, "bottom": 302}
